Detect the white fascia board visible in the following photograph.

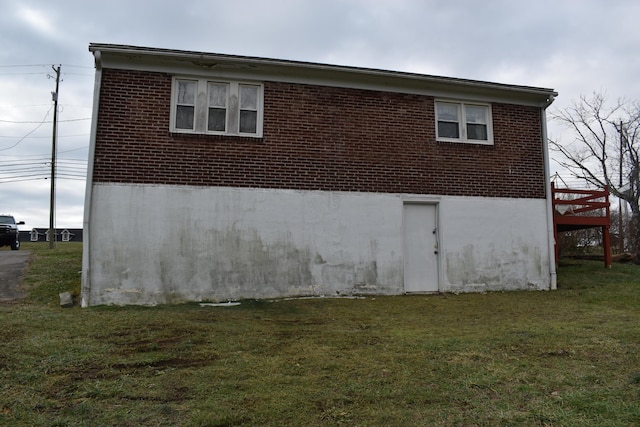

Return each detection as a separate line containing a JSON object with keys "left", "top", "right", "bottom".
{"left": 89, "top": 43, "right": 557, "bottom": 108}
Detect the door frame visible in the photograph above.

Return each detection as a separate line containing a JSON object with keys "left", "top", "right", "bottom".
{"left": 402, "top": 200, "right": 441, "bottom": 293}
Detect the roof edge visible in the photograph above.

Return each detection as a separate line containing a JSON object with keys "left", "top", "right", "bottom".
{"left": 88, "top": 43, "right": 558, "bottom": 104}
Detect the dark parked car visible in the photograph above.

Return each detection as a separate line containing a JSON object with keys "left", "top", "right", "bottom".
{"left": 0, "top": 215, "right": 25, "bottom": 250}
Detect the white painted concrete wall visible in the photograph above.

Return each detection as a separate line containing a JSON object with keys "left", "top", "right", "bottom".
{"left": 82, "top": 183, "right": 552, "bottom": 306}
{"left": 438, "top": 197, "right": 550, "bottom": 293}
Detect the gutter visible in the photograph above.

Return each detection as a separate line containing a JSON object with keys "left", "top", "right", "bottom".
{"left": 81, "top": 49, "right": 102, "bottom": 307}
{"left": 88, "top": 43, "right": 557, "bottom": 107}
{"left": 541, "top": 94, "right": 558, "bottom": 290}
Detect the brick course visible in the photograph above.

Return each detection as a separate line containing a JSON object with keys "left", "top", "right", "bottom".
{"left": 93, "top": 69, "right": 546, "bottom": 199}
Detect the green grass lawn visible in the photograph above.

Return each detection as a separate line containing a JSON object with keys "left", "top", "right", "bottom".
{"left": 1, "top": 243, "right": 639, "bottom": 426}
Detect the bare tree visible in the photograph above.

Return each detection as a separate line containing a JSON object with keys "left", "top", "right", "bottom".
{"left": 609, "top": 206, "right": 633, "bottom": 253}
{"left": 549, "top": 92, "right": 640, "bottom": 260}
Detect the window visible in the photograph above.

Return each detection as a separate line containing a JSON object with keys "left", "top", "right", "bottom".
{"left": 207, "top": 82, "right": 228, "bottom": 132}
{"left": 175, "top": 80, "right": 196, "bottom": 130}
{"left": 239, "top": 84, "right": 258, "bottom": 134}
{"left": 171, "top": 78, "right": 263, "bottom": 137}
{"left": 435, "top": 101, "right": 493, "bottom": 144}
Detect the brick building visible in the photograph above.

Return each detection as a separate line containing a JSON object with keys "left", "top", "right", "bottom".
{"left": 82, "top": 43, "right": 558, "bottom": 306}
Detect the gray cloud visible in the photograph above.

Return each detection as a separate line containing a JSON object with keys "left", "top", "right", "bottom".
{"left": 1, "top": 0, "right": 639, "bottom": 227}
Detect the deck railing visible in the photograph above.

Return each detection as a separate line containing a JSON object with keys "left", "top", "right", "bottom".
{"left": 551, "top": 183, "right": 611, "bottom": 267}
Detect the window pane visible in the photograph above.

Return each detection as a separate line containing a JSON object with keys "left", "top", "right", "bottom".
{"left": 467, "top": 123, "right": 488, "bottom": 140}
{"left": 438, "top": 121, "right": 459, "bottom": 138}
{"left": 240, "top": 85, "right": 258, "bottom": 110}
{"left": 239, "top": 110, "right": 257, "bottom": 133}
{"left": 465, "top": 105, "right": 487, "bottom": 124}
{"left": 208, "top": 108, "right": 226, "bottom": 131}
{"left": 176, "top": 105, "right": 194, "bottom": 129}
{"left": 208, "top": 83, "right": 227, "bottom": 108}
{"left": 436, "top": 102, "right": 459, "bottom": 121}
{"left": 177, "top": 80, "right": 196, "bottom": 104}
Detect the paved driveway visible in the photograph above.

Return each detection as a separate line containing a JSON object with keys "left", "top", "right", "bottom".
{"left": 0, "top": 250, "right": 31, "bottom": 301}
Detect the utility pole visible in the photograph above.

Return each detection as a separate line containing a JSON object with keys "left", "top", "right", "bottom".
{"left": 49, "top": 65, "right": 60, "bottom": 249}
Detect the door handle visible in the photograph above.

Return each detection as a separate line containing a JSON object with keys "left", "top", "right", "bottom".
{"left": 433, "top": 228, "right": 439, "bottom": 254}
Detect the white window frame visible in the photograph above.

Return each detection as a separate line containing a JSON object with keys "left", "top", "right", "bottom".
{"left": 170, "top": 77, "right": 263, "bottom": 138}
{"left": 174, "top": 79, "right": 197, "bottom": 131}
{"left": 435, "top": 100, "right": 493, "bottom": 145}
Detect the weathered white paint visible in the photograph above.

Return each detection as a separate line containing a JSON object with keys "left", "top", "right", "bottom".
{"left": 82, "top": 183, "right": 552, "bottom": 306}
{"left": 403, "top": 203, "right": 439, "bottom": 292}
{"left": 81, "top": 51, "right": 102, "bottom": 307}
{"left": 541, "top": 108, "right": 558, "bottom": 290}
{"left": 438, "top": 197, "right": 550, "bottom": 293}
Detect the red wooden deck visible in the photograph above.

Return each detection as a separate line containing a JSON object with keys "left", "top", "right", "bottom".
{"left": 552, "top": 183, "right": 611, "bottom": 267}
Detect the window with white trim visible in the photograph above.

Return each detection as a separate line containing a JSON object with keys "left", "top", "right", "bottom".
{"left": 435, "top": 101, "right": 493, "bottom": 145}
{"left": 239, "top": 84, "right": 259, "bottom": 134}
{"left": 171, "top": 77, "right": 263, "bottom": 137}
{"left": 207, "top": 82, "right": 228, "bottom": 132}
{"left": 175, "top": 80, "right": 197, "bottom": 131}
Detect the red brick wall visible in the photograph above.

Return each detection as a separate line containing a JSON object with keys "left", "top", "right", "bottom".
{"left": 93, "top": 69, "right": 546, "bottom": 198}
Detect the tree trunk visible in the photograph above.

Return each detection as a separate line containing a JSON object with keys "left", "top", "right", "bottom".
{"left": 632, "top": 210, "right": 640, "bottom": 264}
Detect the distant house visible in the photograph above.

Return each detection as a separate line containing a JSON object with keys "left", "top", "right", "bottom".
{"left": 82, "top": 43, "right": 558, "bottom": 307}
{"left": 21, "top": 228, "right": 83, "bottom": 243}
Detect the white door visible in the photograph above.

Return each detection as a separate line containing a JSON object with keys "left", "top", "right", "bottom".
{"left": 403, "top": 203, "right": 439, "bottom": 293}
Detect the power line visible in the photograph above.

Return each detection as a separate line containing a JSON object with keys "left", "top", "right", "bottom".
{"left": 0, "top": 64, "right": 49, "bottom": 68}
{"left": 58, "top": 146, "right": 89, "bottom": 155}
{"left": 0, "top": 104, "right": 91, "bottom": 109}
{"left": 0, "top": 64, "right": 91, "bottom": 68}
{"left": 0, "top": 72, "right": 49, "bottom": 76}
{"left": 62, "top": 73, "right": 93, "bottom": 77}
{"left": 0, "top": 175, "right": 86, "bottom": 184}
{"left": 0, "top": 106, "right": 53, "bottom": 151}
{"left": 0, "top": 162, "right": 87, "bottom": 171}
{"left": 0, "top": 146, "right": 89, "bottom": 159}
{"left": 0, "top": 165, "right": 86, "bottom": 172}
{"left": 0, "top": 158, "right": 86, "bottom": 176}
{"left": 0, "top": 117, "right": 90, "bottom": 123}
{"left": 0, "top": 133, "right": 89, "bottom": 139}
{"left": 0, "top": 104, "right": 52, "bottom": 109}
{"left": 0, "top": 176, "right": 48, "bottom": 183}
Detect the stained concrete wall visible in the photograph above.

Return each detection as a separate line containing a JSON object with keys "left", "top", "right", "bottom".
{"left": 439, "top": 198, "right": 550, "bottom": 293}
{"left": 82, "top": 183, "right": 552, "bottom": 306}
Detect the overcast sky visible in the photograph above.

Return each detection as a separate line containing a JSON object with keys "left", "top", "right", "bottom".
{"left": 1, "top": 0, "right": 639, "bottom": 229}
